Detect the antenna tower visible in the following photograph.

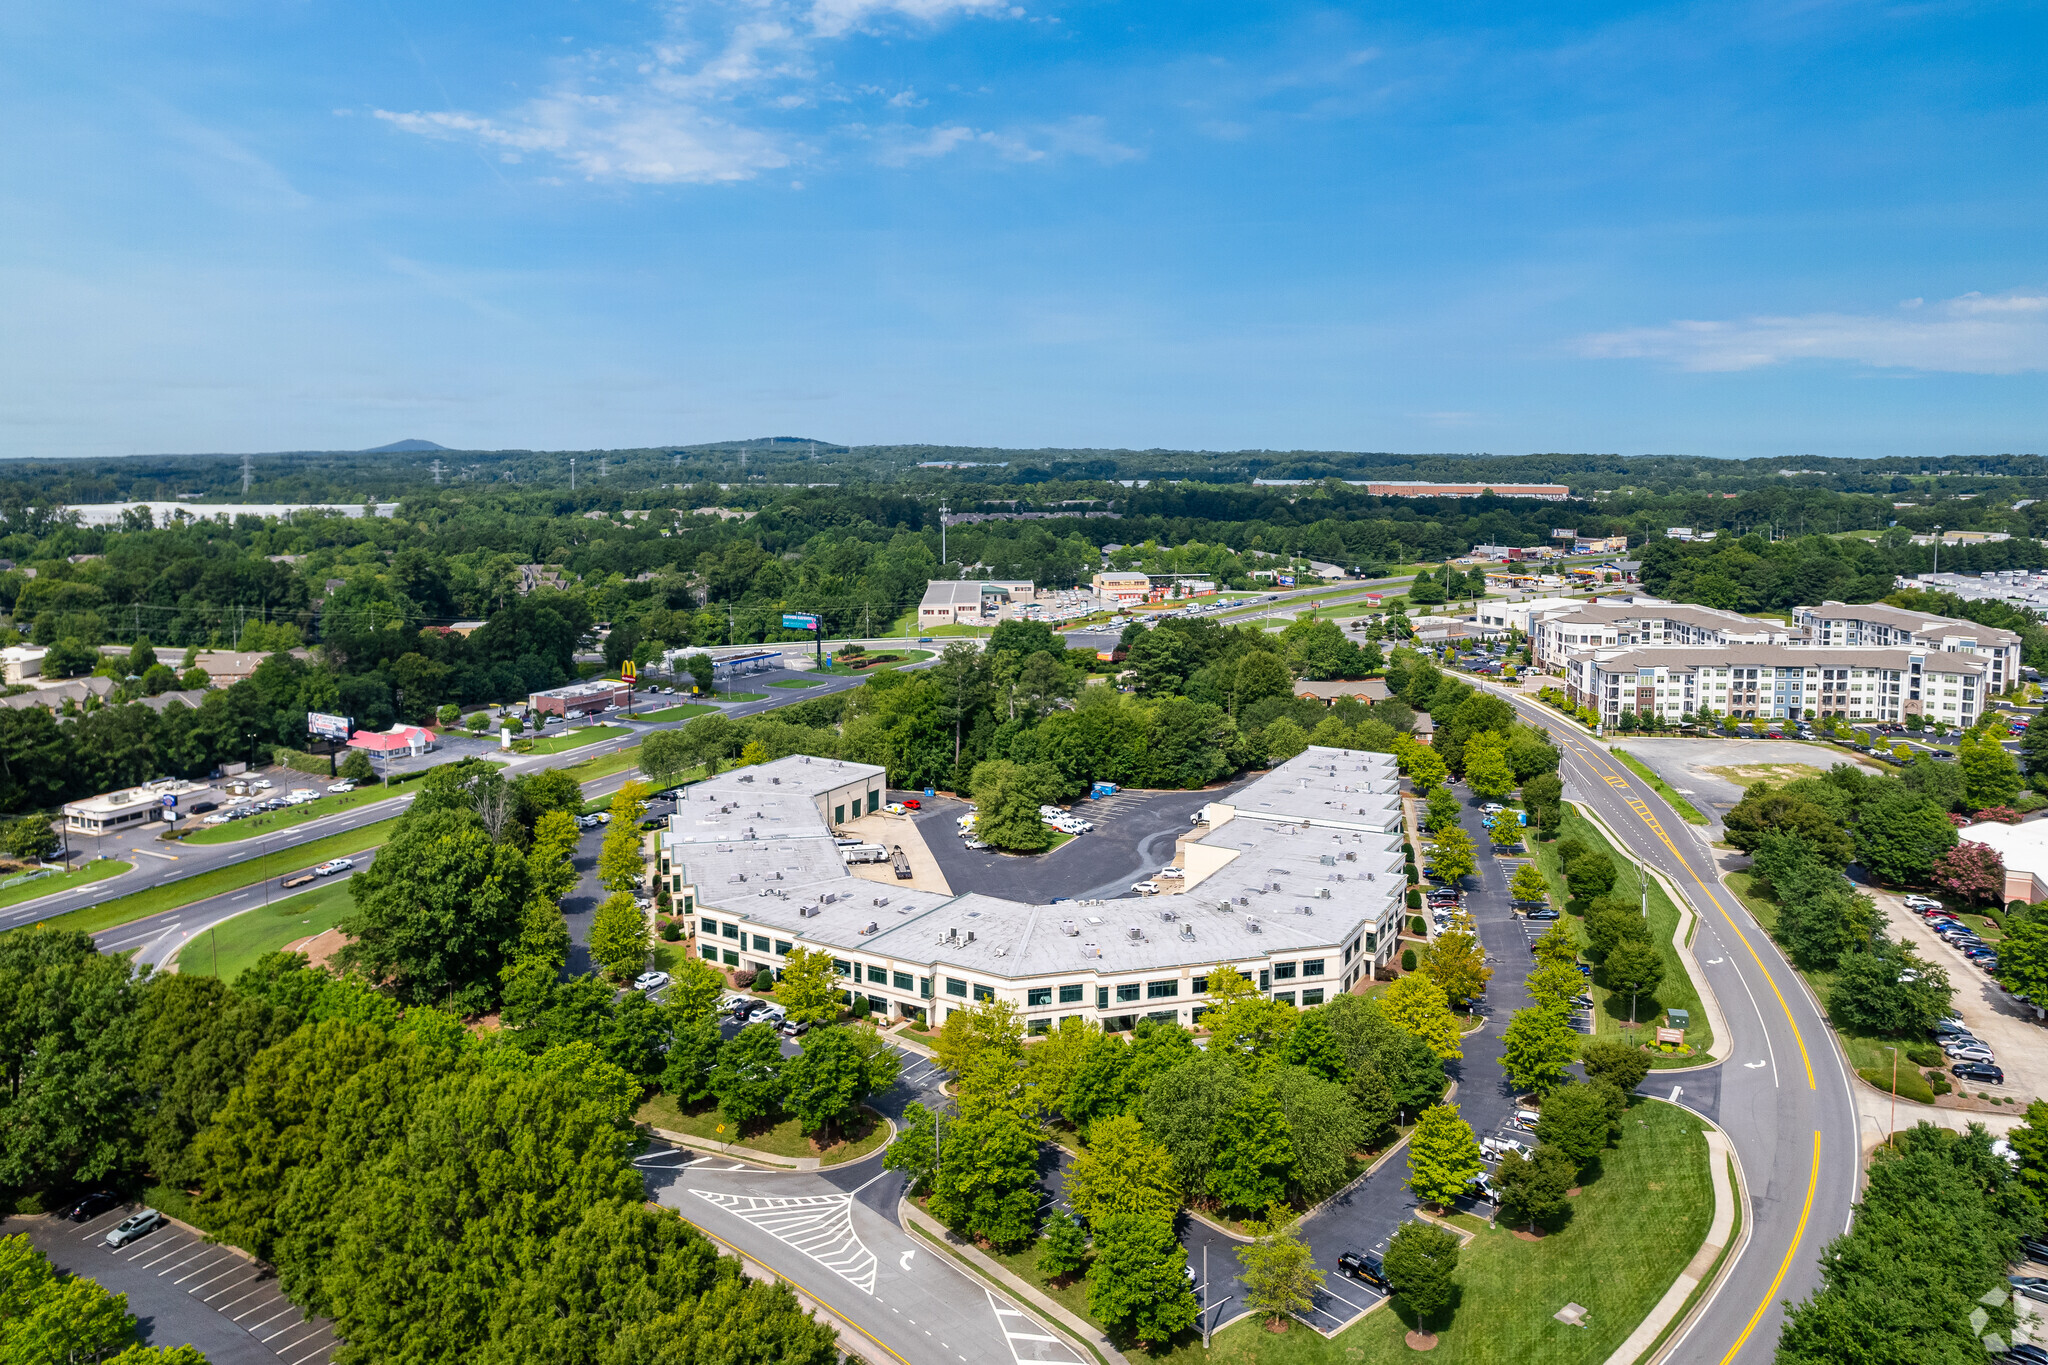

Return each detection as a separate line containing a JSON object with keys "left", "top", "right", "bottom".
{"left": 570, "top": 457, "right": 577, "bottom": 492}
{"left": 241, "top": 453, "right": 252, "bottom": 496}
{"left": 431, "top": 458, "right": 444, "bottom": 486}
{"left": 939, "top": 500, "right": 950, "bottom": 565}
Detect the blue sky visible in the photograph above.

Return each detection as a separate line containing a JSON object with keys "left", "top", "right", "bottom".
{"left": 4, "top": 0, "right": 2044, "bottom": 460}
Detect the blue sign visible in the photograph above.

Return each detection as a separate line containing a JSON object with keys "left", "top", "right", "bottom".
{"left": 782, "top": 613, "right": 821, "bottom": 630}
{"left": 160, "top": 794, "right": 177, "bottom": 808}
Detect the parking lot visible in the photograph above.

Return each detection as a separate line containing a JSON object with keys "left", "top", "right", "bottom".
{"left": 1878, "top": 889, "right": 2047, "bottom": 1104}
{"left": 3, "top": 1206, "right": 334, "bottom": 1364}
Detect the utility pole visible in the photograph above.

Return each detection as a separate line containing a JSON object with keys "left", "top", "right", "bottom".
{"left": 939, "top": 501, "right": 950, "bottom": 566}
{"left": 570, "top": 458, "right": 577, "bottom": 492}
{"left": 241, "top": 452, "right": 252, "bottom": 497}
{"left": 600, "top": 456, "right": 608, "bottom": 480}
{"left": 1932, "top": 525, "right": 1942, "bottom": 576}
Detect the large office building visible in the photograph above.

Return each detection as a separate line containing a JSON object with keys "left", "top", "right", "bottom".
{"left": 1561, "top": 644, "right": 1990, "bottom": 727}
{"left": 655, "top": 749, "right": 1406, "bottom": 1031}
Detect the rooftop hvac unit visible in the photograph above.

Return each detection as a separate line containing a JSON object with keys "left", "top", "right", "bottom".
{"left": 993, "top": 946, "right": 1007, "bottom": 958}
{"left": 773, "top": 871, "right": 783, "bottom": 880}
{"left": 1178, "top": 925, "right": 1196, "bottom": 942}
{"left": 1236, "top": 896, "right": 1249, "bottom": 906}
{"left": 1299, "top": 906, "right": 1315, "bottom": 916}
{"left": 1061, "top": 919, "right": 1079, "bottom": 936}
{"left": 1344, "top": 851, "right": 1357, "bottom": 862}
{"left": 799, "top": 905, "right": 819, "bottom": 918}
{"left": 1320, "top": 855, "right": 1336, "bottom": 866}
{"left": 740, "top": 774, "right": 755, "bottom": 783}
{"left": 1366, "top": 872, "right": 1376, "bottom": 882}
{"left": 1127, "top": 926, "right": 1143, "bottom": 942}
{"left": 1245, "top": 917, "right": 1262, "bottom": 932}
{"left": 1317, "top": 888, "right": 1331, "bottom": 899}
{"left": 873, "top": 896, "right": 889, "bottom": 907}
{"left": 859, "top": 921, "right": 879, "bottom": 935}
{"left": 1082, "top": 943, "right": 1100, "bottom": 958}
{"left": 966, "top": 931, "right": 976, "bottom": 944}
{"left": 822, "top": 892, "right": 837, "bottom": 905}
{"left": 1158, "top": 909, "right": 1176, "bottom": 922}
{"left": 771, "top": 777, "right": 781, "bottom": 785}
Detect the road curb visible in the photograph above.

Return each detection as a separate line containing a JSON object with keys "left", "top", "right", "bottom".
{"left": 642, "top": 1109, "right": 895, "bottom": 1172}
{"left": 898, "top": 1199, "right": 1128, "bottom": 1365}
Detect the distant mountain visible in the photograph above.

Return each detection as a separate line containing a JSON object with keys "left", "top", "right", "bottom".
{"left": 361, "top": 439, "right": 448, "bottom": 453}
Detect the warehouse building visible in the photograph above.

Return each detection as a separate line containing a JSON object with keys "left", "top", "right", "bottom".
{"left": 654, "top": 748, "right": 1405, "bottom": 1030}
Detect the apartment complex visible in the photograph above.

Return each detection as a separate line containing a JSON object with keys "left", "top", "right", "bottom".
{"left": 655, "top": 749, "right": 1405, "bottom": 1031}
{"left": 1561, "top": 645, "right": 1989, "bottom": 727}
{"left": 1791, "top": 601, "right": 2020, "bottom": 693}
{"left": 1529, "top": 601, "right": 1792, "bottom": 670}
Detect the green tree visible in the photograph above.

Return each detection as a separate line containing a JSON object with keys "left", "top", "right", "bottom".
{"left": 1563, "top": 847, "right": 1619, "bottom": 902}
{"left": 1401, "top": 741, "right": 1448, "bottom": 794}
{"left": 932, "top": 997, "right": 1025, "bottom": 1078}
{"left": 709, "top": 1022, "right": 787, "bottom": 1130}
{"left": 1424, "top": 784, "right": 1463, "bottom": 835}
{"left": 884, "top": 1101, "right": 938, "bottom": 1193}
{"left": 1462, "top": 731, "right": 1516, "bottom": 798}
{"left": 1522, "top": 771, "right": 1564, "bottom": 834}
{"left": 1087, "top": 1215, "right": 1199, "bottom": 1347}
{"left": 1495, "top": 1143, "right": 1576, "bottom": 1231}
{"left": 1584, "top": 900, "right": 1651, "bottom": 960}
{"left": 1067, "top": 1114, "right": 1181, "bottom": 1223}
{"left": 1534, "top": 1081, "right": 1617, "bottom": 1174}
{"left": 1141, "top": 1053, "right": 1248, "bottom": 1194}
{"left": 1278, "top": 1009, "right": 1349, "bottom": 1083}
{"left": 1525, "top": 957, "right": 1586, "bottom": 1013}
{"left": 1237, "top": 1204, "right": 1325, "bottom": 1331}
{"left": 1420, "top": 928, "right": 1491, "bottom": 1005}
{"left": 930, "top": 1056, "right": 1042, "bottom": 1249}
{"left": 1023, "top": 1015, "right": 1101, "bottom": 1119}
{"left": 1828, "top": 937, "right": 1953, "bottom": 1036}
{"left": 777, "top": 945, "right": 842, "bottom": 1024}
{"left": 338, "top": 808, "right": 528, "bottom": 1011}
{"left": 1500, "top": 1005, "right": 1577, "bottom": 1094}
{"left": 1381, "top": 971, "right": 1461, "bottom": 1060}
{"left": 1404, "top": 1103, "right": 1483, "bottom": 1208}
{"left": 661, "top": 1012, "right": 723, "bottom": 1103}
{"left": 596, "top": 780, "right": 649, "bottom": 892}
{"left": 2008, "top": 1099, "right": 2048, "bottom": 1203}
{"left": 639, "top": 728, "right": 696, "bottom": 787}
{"left": 1959, "top": 730, "right": 2023, "bottom": 809}
{"left": 1262, "top": 717, "right": 1311, "bottom": 762}
{"left": 0, "top": 929, "right": 143, "bottom": 1189}
{"left": 588, "top": 891, "right": 650, "bottom": 982}
{"left": 782, "top": 1023, "right": 896, "bottom": 1141}
{"left": 1207, "top": 1088, "right": 1298, "bottom": 1214}
{"left": 1579, "top": 1038, "right": 1652, "bottom": 1095}
{"left": 1429, "top": 825, "right": 1475, "bottom": 883}
{"left": 1383, "top": 1219, "right": 1460, "bottom": 1337}
{"left": 1266, "top": 1064, "right": 1366, "bottom": 1201}
{"left": 0, "top": 1234, "right": 141, "bottom": 1363}
{"left": 1040, "top": 1208, "right": 1089, "bottom": 1282}
{"left": 1509, "top": 862, "right": 1549, "bottom": 902}
{"left": 1853, "top": 785, "right": 1959, "bottom": 886}
{"left": 1489, "top": 817, "right": 1521, "bottom": 852}
{"left": 1601, "top": 939, "right": 1665, "bottom": 1025}
{"left": 1533, "top": 918, "right": 1577, "bottom": 966}
{"left": 134, "top": 972, "right": 298, "bottom": 1185}
{"left": 337, "top": 747, "right": 375, "bottom": 783}
{"left": 969, "top": 758, "right": 1061, "bottom": 852}
{"left": 0, "top": 814, "right": 58, "bottom": 862}
{"left": 1996, "top": 921, "right": 2048, "bottom": 1012}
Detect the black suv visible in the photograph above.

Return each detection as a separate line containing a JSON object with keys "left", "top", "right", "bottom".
{"left": 1952, "top": 1061, "right": 2005, "bottom": 1084}
{"left": 1337, "top": 1251, "right": 1388, "bottom": 1290}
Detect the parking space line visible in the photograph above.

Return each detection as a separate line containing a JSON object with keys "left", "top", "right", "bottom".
{"left": 215, "top": 1282, "right": 271, "bottom": 1311}
{"left": 125, "top": 1234, "right": 193, "bottom": 1264}
{"left": 248, "top": 1302, "right": 303, "bottom": 1333}
{"left": 173, "top": 1251, "right": 235, "bottom": 1283}
{"left": 194, "top": 1266, "right": 254, "bottom": 1296}
{"left": 76, "top": 1211, "right": 127, "bottom": 1240}
{"left": 156, "top": 1244, "right": 217, "bottom": 1275}
{"left": 282, "top": 1332, "right": 335, "bottom": 1365}
{"left": 233, "top": 1292, "right": 288, "bottom": 1321}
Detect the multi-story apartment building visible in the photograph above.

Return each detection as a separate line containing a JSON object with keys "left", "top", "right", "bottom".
{"left": 1530, "top": 601, "right": 1793, "bottom": 671}
{"left": 1791, "top": 601, "right": 2020, "bottom": 695}
{"left": 1562, "top": 645, "right": 1989, "bottom": 727}
{"left": 652, "top": 749, "right": 1407, "bottom": 1032}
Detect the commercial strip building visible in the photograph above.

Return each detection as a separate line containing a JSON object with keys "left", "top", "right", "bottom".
{"left": 63, "top": 778, "right": 219, "bottom": 835}
{"left": 527, "top": 678, "right": 633, "bottom": 718}
{"left": 654, "top": 749, "right": 1406, "bottom": 1030}
{"left": 1091, "top": 571, "right": 1154, "bottom": 606}
{"left": 1903, "top": 570, "right": 2048, "bottom": 615}
{"left": 1560, "top": 644, "right": 1989, "bottom": 727}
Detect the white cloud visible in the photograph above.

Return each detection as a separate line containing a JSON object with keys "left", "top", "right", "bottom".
{"left": 373, "top": 0, "right": 1053, "bottom": 184}
{"left": 862, "top": 115, "right": 1142, "bottom": 167}
{"left": 1578, "top": 290, "right": 2048, "bottom": 375}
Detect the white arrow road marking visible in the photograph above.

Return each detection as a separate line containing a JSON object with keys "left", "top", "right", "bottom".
{"left": 1744, "top": 1059, "right": 1768, "bottom": 1069}
{"left": 900, "top": 1249, "right": 916, "bottom": 1271}
{"left": 1706, "top": 957, "right": 1724, "bottom": 964}
{"left": 988, "top": 1290, "right": 1085, "bottom": 1363}
{"left": 691, "top": 1190, "right": 878, "bottom": 1294}
{"left": 1668, "top": 1086, "right": 1684, "bottom": 1103}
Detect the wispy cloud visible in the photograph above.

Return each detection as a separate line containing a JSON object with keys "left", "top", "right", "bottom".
{"left": 861, "top": 115, "right": 1140, "bottom": 167}
{"left": 1577, "top": 291, "right": 2048, "bottom": 375}
{"left": 373, "top": 0, "right": 1054, "bottom": 184}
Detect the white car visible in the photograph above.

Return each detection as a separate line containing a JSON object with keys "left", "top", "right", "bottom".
{"left": 1158, "top": 868, "right": 1185, "bottom": 880}
{"left": 1480, "top": 1136, "right": 1533, "bottom": 1163}
{"left": 103, "top": 1209, "right": 164, "bottom": 1248}
{"left": 202, "top": 813, "right": 230, "bottom": 825}
{"left": 1946, "top": 1044, "right": 1996, "bottom": 1063}
{"left": 1039, "top": 804, "right": 1064, "bottom": 818}
{"left": 1132, "top": 880, "right": 1161, "bottom": 895}
{"left": 963, "top": 837, "right": 989, "bottom": 850}
{"left": 328, "top": 781, "right": 357, "bottom": 793}
{"left": 1902, "top": 895, "right": 1945, "bottom": 912}
{"left": 885, "top": 803, "right": 910, "bottom": 815}
{"left": 633, "top": 970, "right": 671, "bottom": 992}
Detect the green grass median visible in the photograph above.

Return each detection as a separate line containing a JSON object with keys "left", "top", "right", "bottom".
{"left": 628, "top": 704, "right": 716, "bottom": 722}
{"left": 22, "top": 819, "right": 398, "bottom": 938}
{"left": 174, "top": 879, "right": 354, "bottom": 981}
{"left": 0, "top": 859, "right": 130, "bottom": 913}
{"left": 178, "top": 784, "right": 394, "bottom": 844}
{"left": 519, "top": 723, "right": 634, "bottom": 755}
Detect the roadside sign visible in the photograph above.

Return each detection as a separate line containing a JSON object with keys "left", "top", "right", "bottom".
{"left": 782, "top": 613, "right": 821, "bottom": 631}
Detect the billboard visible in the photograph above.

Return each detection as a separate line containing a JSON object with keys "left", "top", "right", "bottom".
{"left": 308, "top": 712, "right": 353, "bottom": 741}
{"left": 1550, "top": 528, "right": 1576, "bottom": 539}
{"left": 782, "top": 613, "right": 821, "bottom": 631}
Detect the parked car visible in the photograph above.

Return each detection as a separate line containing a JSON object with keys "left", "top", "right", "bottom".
{"left": 902, "top": 799, "right": 921, "bottom": 810}
{"left": 1902, "top": 895, "right": 1943, "bottom": 911}
{"left": 65, "top": 1191, "right": 118, "bottom": 1222}
{"left": 1337, "top": 1251, "right": 1389, "bottom": 1290}
{"left": 1945, "top": 1044, "right": 1997, "bottom": 1063}
{"left": 633, "top": 970, "right": 672, "bottom": 993}
{"left": 2010, "top": 1276, "right": 2048, "bottom": 1305}
{"left": 885, "top": 803, "right": 910, "bottom": 815}
{"left": 103, "top": 1209, "right": 164, "bottom": 1249}
{"left": 1158, "top": 868, "right": 1185, "bottom": 880}
{"left": 1132, "top": 880, "right": 1161, "bottom": 896}
{"left": 1952, "top": 1061, "right": 2005, "bottom": 1084}
{"left": 2018, "top": 1234, "right": 2048, "bottom": 1264}
{"left": 1526, "top": 908, "right": 1561, "bottom": 921}
{"left": 780, "top": 1018, "right": 810, "bottom": 1038}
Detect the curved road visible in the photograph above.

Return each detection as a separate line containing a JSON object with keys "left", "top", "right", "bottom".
{"left": 1498, "top": 687, "right": 1860, "bottom": 1364}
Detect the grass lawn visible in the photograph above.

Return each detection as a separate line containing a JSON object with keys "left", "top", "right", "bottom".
{"left": 179, "top": 784, "right": 394, "bottom": 844}
{"left": 629, "top": 704, "right": 717, "bottom": 723}
{"left": 813, "top": 648, "right": 933, "bottom": 676}
{"left": 769, "top": 678, "right": 825, "bottom": 689}
{"left": 0, "top": 858, "right": 129, "bottom": 913}
{"left": 1136, "top": 1100, "right": 1711, "bottom": 1365}
{"left": 22, "top": 818, "right": 398, "bottom": 938}
{"left": 173, "top": 879, "right": 353, "bottom": 980}
{"left": 711, "top": 692, "right": 766, "bottom": 702}
{"left": 521, "top": 723, "right": 634, "bottom": 754}
{"left": 1724, "top": 870, "right": 1941, "bottom": 1104}
{"left": 1532, "top": 807, "right": 1712, "bottom": 1064}
{"left": 1699, "top": 761, "right": 1827, "bottom": 792}
{"left": 560, "top": 745, "right": 663, "bottom": 783}
{"left": 1607, "top": 749, "right": 1710, "bottom": 826}
{"left": 635, "top": 1092, "right": 889, "bottom": 1166}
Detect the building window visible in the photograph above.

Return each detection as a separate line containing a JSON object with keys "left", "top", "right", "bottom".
{"left": 1273, "top": 991, "right": 1296, "bottom": 1005}
{"left": 1191, "top": 975, "right": 1209, "bottom": 994}
{"left": 683, "top": 894, "right": 693, "bottom": 913}
{"left": 1028, "top": 987, "right": 1053, "bottom": 1007}
{"left": 869, "top": 790, "right": 881, "bottom": 813}
{"left": 1303, "top": 959, "right": 1325, "bottom": 978}
{"left": 722, "top": 950, "right": 739, "bottom": 967}
{"left": 700, "top": 917, "right": 717, "bottom": 936}
{"left": 893, "top": 971, "right": 913, "bottom": 991}
{"left": 775, "top": 940, "right": 793, "bottom": 956}
{"left": 700, "top": 945, "right": 718, "bottom": 962}
{"left": 722, "top": 923, "right": 740, "bottom": 940}
{"left": 868, "top": 964, "right": 888, "bottom": 984}
{"left": 1059, "top": 983, "right": 1084, "bottom": 1003}
{"left": 1115, "top": 982, "right": 1141, "bottom": 1003}
{"left": 833, "top": 959, "right": 853, "bottom": 977}
{"left": 920, "top": 977, "right": 932, "bottom": 998}
{"left": 1147, "top": 980, "right": 1180, "bottom": 999}
{"left": 753, "top": 934, "right": 770, "bottom": 952}
{"left": 1302, "top": 988, "right": 1326, "bottom": 1006}
{"left": 973, "top": 983, "right": 995, "bottom": 1003}
{"left": 835, "top": 804, "right": 846, "bottom": 825}
{"left": 1027, "top": 1019, "right": 1051, "bottom": 1036}
{"left": 1273, "top": 961, "right": 1297, "bottom": 980}
{"left": 946, "top": 977, "right": 968, "bottom": 997}
{"left": 1259, "top": 969, "right": 1271, "bottom": 991}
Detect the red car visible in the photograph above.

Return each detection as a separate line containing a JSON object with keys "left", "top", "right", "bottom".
{"left": 903, "top": 799, "right": 922, "bottom": 810}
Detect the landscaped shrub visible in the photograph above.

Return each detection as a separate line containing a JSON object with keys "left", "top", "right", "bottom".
{"left": 1410, "top": 916, "right": 1426, "bottom": 937}
{"left": 1406, "top": 889, "right": 1423, "bottom": 909}
{"left": 1402, "top": 949, "right": 1418, "bottom": 972}
{"left": 1926, "top": 1069, "right": 1953, "bottom": 1096}
{"left": 851, "top": 995, "right": 872, "bottom": 1020}
{"left": 752, "top": 967, "right": 774, "bottom": 991}
{"left": 659, "top": 919, "right": 682, "bottom": 942}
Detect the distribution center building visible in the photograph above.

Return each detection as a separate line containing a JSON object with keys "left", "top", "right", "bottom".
{"left": 654, "top": 747, "right": 1405, "bottom": 1030}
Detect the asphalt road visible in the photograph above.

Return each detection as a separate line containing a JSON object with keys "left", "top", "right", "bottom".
{"left": 1494, "top": 685, "right": 1860, "bottom": 1365}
